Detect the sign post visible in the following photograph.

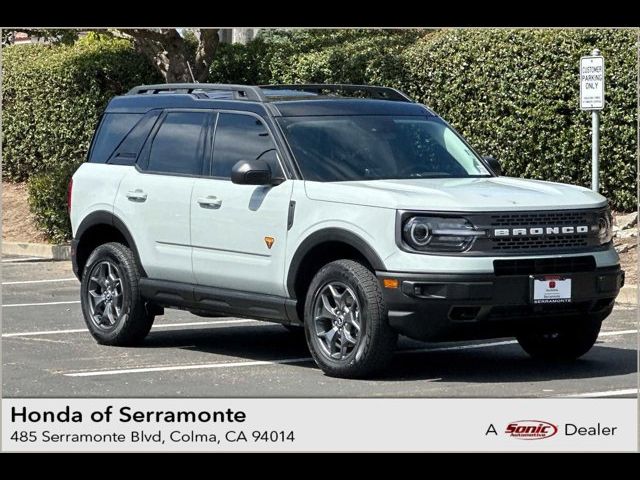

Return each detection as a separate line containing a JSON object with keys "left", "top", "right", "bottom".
{"left": 580, "top": 49, "right": 605, "bottom": 192}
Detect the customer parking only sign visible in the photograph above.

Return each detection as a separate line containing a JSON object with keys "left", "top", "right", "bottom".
{"left": 580, "top": 54, "right": 605, "bottom": 110}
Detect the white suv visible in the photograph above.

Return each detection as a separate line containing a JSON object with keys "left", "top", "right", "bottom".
{"left": 70, "top": 83, "right": 624, "bottom": 378}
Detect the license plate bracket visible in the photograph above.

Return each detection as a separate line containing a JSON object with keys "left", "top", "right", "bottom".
{"left": 530, "top": 275, "right": 572, "bottom": 304}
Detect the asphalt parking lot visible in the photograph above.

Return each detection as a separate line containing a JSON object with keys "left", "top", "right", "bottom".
{"left": 2, "top": 256, "right": 637, "bottom": 398}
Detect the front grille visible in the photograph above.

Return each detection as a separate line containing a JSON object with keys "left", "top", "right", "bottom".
{"left": 479, "top": 209, "right": 603, "bottom": 253}
{"left": 491, "top": 235, "right": 589, "bottom": 251}
{"left": 493, "top": 256, "right": 596, "bottom": 276}
{"left": 490, "top": 211, "right": 591, "bottom": 227}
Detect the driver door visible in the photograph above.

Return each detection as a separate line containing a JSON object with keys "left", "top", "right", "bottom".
{"left": 190, "top": 112, "right": 293, "bottom": 296}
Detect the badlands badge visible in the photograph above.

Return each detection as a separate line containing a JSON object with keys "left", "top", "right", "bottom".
{"left": 264, "top": 236, "right": 275, "bottom": 249}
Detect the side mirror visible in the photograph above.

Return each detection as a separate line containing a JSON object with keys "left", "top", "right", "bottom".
{"left": 231, "top": 160, "right": 274, "bottom": 185}
{"left": 483, "top": 156, "right": 502, "bottom": 176}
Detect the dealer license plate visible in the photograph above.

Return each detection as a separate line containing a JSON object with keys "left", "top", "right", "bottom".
{"left": 531, "top": 275, "right": 572, "bottom": 304}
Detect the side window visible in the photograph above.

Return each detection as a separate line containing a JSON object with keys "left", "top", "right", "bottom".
{"left": 147, "top": 111, "right": 208, "bottom": 175}
{"left": 89, "top": 113, "right": 143, "bottom": 163}
{"left": 211, "top": 113, "right": 281, "bottom": 178}
{"left": 108, "top": 110, "right": 161, "bottom": 165}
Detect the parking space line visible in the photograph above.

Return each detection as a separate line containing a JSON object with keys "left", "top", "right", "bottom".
{"left": 2, "top": 277, "right": 77, "bottom": 285}
{"left": 60, "top": 328, "right": 638, "bottom": 378}
{"left": 564, "top": 388, "right": 637, "bottom": 398}
{"left": 65, "top": 357, "right": 313, "bottom": 377}
{"left": 599, "top": 329, "right": 637, "bottom": 336}
{"left": 2, "top": 319, "right": 261, "bottom": 337}
{"left": 1, "top": 257, "right": 47, "bottom": 263}
{"left": 2, "top": 300, "right": 81, "bottom": 308}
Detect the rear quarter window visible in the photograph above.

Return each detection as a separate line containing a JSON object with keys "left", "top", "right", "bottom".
{"left": 88, "top": 113, "right": 143, "bottom": 163}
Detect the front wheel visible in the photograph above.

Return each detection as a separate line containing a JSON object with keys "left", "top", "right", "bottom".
{"left": 516, "top": 317, "right": 602, "bottom": 361}
{"left": 304, "top": 259, "right": 397, "bottom": 378}
{"left": 80, "top": 242, "right": 155, "bottom": 346}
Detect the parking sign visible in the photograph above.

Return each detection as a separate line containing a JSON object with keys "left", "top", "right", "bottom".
{"left": 580, "top": 55, "right": 605, "bottom": 110}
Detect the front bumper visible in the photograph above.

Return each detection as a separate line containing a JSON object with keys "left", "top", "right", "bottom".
{"left": 377, "top": 263, "right": 624, "bottom": 342}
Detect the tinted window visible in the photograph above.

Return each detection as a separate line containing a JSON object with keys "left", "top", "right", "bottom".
{"left": 211, "top": 113, "right": 279, "bottom": 178}
{"left": 109, "top": 110, "right": 161, "bottom": 165}
{"left": 278, "top": 115, "right": 490, "bottom": 182}
{"left": 147, "top": 111, "right": 208, "bottom": 175}
{"left": 89, "top": 113, "right": 142, "bottom": 163}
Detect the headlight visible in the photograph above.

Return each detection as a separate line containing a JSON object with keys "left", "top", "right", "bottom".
{"left": 597, "top": 209, "right": 613, "bottom": 245}
{"left": 402, "top": 216, "right": 485, "bottom": 252}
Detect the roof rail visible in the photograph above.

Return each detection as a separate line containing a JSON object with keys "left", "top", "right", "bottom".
{"left": 127, "top": 83, "right": 265, "bottom": 101}
{"left": 259, "top": 84, "right": 413, "bottom": 102}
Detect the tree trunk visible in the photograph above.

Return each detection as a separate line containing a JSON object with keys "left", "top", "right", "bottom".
{"left": 193, "top": 29, "right": 220, "bottom": 82}
{"left": 122, "top": 29, "right": 220, "bottom": 83}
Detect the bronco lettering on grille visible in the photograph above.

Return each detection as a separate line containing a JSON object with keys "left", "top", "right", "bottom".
{"left": 493, "top": 226, "right": 590, "bottom": 237}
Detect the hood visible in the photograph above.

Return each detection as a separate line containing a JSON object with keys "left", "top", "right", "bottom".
{"left": 304, "top": 177, "right": 608, "bottom": 212}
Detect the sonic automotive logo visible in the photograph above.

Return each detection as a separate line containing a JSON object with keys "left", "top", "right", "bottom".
{"left": 505, "top": 420, "right": 558, "bottom": 440}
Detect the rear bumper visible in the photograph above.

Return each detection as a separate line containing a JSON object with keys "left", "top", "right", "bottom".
{"left": 377, "top": 264, "right": 624, "bottom": 341}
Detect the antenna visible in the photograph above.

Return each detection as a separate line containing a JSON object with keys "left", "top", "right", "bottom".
{"left": 186, "top": 62, "right": 197, "bottom": 83}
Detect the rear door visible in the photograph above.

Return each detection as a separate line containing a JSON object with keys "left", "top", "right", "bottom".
{"left": 114, "top": 109, "right": 212, "bottom": 284}
{"left": 191, "top": 111, "right": 293, "bottom": 296}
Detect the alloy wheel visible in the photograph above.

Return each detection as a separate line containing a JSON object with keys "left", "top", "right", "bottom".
{"left": 312, "top": 282, "right": 362, "bottom": 360}
{"left": 86, "top": 260, "right": 125, "bottom": 329}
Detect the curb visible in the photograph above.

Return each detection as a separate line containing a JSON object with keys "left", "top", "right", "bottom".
{"left": 616, "top": 285, "right": 637, "bottom": 305}
{"left": 1, "top": 242, "right": 71, "bottom": 261}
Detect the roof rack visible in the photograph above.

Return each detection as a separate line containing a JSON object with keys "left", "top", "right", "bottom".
{"left": 127, "top": 83, "right": 265, "bottom": 101}
{"left": 259, "top": 84, "right": 413, "bottom": 102}
{"left": 126, "top": 83, "right": 413, "bottom": 103}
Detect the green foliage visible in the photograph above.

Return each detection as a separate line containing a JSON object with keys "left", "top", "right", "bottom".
{"left": 209, "top": 28, "right": 637, "bottom": 211}
{"left": 400, "top": 29, "right": 637, "bottom": 211}
{"left": 27, "top": 162, "right": 79, "bottom": 243}
{"left": 209, "top": 29, "right": 427, "bottom": 85}
{"left": 3, "top": 35, "right": 161, "bottom": 241}
{"left": 5, "top": 29, "right": 638, "bottom": 243}
{"left": 2, "top": 35, "right": 161, "bottom": 182}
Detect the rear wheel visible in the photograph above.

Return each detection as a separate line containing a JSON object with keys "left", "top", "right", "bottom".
{"left": 304, "top": 259, "right": 397, "bottom": 378}
{"left": 516, "top": 316, "right": 602, "bottom": 361}
{"left": 80, "top": 242, "right": 154, "bottom": 346}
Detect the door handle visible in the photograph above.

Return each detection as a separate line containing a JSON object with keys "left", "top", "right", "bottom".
{"left": 197, "top": 196, "right": 222, "bottom": 209}
{"left": 126, "top": 189, "right": 147, "bottom": 202}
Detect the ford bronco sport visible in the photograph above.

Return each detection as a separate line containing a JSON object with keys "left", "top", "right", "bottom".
{"left": 70, "top": 83, "right": 624, "bottom": 378}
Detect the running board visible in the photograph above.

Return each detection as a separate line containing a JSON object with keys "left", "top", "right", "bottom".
{"left": 139, "top": 278, "right": 298, "bottom": 323}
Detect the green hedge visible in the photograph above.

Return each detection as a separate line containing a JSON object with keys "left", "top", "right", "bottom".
{"left": 27, "top": 163, "right": 78, "bottom": 243}
{"left": 210, "top": 28, "right": 637, "bottom": 211}
{"left": 3, "top": 34, "right": 161, "bottom": 241}
{"left": 209, "top": 29, "right": 424, "bottom": 85}
{"left": 400, "top": 29, "right": 638, "bottom": 211}
{"left": 4, "top": 29, "right": 638, "bottom": 243}
{"left": 2, "top": 34, "right": 161, "bottom": 182}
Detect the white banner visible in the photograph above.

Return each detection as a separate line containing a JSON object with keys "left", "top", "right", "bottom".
{"left": 1, "top": 398, "right": 637, "bottom": 452}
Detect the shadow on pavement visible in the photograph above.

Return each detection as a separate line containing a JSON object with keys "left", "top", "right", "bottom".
{"left": 142, "top": 325, "right": 637, "bottom": 383}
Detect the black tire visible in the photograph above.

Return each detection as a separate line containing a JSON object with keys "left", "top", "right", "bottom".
{"left": 516, "top": 316, "right": 603, "bottom": 361}
{"left": 80, "top": 242, "right": 154, "bottom": 346}
{"left": 304, "top": 259, "right": 397, "bottom": 378}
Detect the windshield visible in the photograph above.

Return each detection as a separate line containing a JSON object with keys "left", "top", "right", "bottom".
{"left": 278, "top": 115, "right": 491, "bottom": 181}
